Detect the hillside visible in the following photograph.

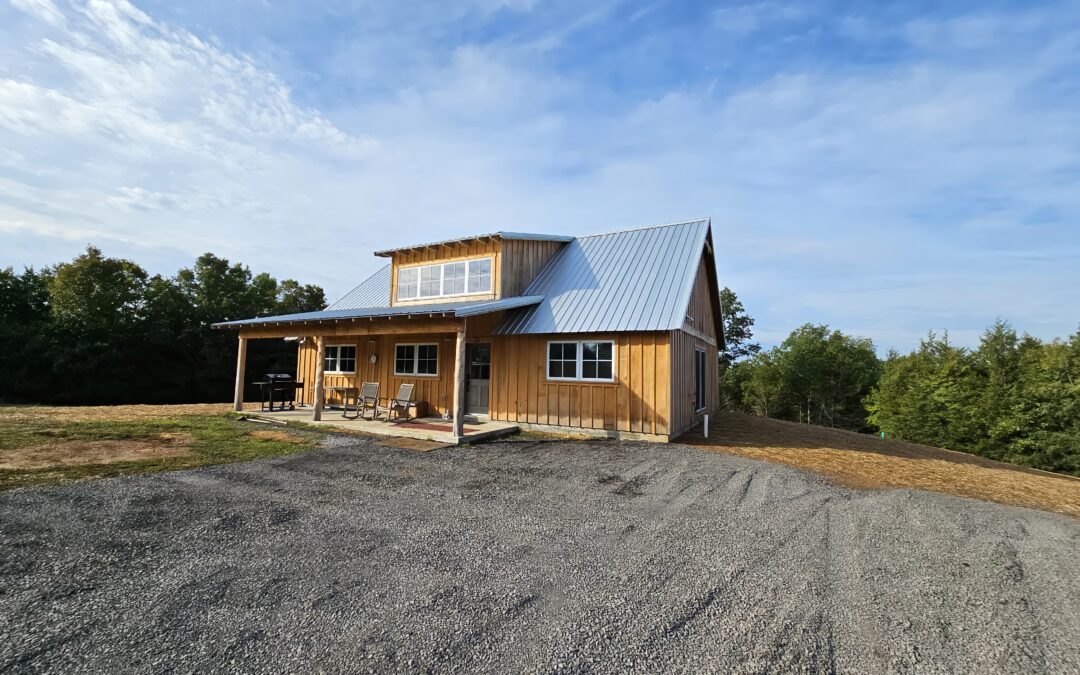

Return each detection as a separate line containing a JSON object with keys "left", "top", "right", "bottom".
{"left": 682, "top": 412, "right": 1080, "bottom": 518}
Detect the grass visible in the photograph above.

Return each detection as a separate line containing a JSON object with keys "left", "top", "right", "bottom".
{"left": 683, "top": 412, "right": 1080, "bottom": 519}
{"left": 0, "top": 404, "right": 323, "bottom": 490}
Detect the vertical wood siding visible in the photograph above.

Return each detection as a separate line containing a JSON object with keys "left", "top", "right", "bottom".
{"left": 668, "top": 258, "right": 720, "bottom": 437}
{"left": 498, "top": 239, "right": 566, "bottom": 298}
{"left": 487, "top": 332, "right": 671, "bottom": 436}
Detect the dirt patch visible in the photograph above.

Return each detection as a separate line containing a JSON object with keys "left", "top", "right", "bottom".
{"left": 248, "top": 430, "right": 305, "bottom": 443}
{"left": 682, "top": 412, "right": 1080, "bottom": 518}
{"left": 0, "top": 433, "right": 193, "bottom": 470}
{"left": 0, "top": 403, "right": 251, "bottom": 424}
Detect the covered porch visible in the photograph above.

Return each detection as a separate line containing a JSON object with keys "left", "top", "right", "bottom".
{"left": 218, "top": 299, "right": 533, "bottom": 444}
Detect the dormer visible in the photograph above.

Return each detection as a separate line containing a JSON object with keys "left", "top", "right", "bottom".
{"left": 374, "top": 232, "right": 573, "bottom": 306}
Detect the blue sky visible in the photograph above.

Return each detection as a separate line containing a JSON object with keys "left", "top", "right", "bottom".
{"left": 1, "top": 0, "right": 1078, "bottom": 351}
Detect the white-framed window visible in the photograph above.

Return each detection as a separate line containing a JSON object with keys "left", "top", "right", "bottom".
{"left": 394, "top": 343, "right": 439, "bottom": 376}
{"left": 325, "top": 344, "right": 357, "bottom": 374}
{"left": 547, "top": 340, "right": 615, "bottom": 382}
{"left": 396, "top": 257, "right": 493, "bottom": 301}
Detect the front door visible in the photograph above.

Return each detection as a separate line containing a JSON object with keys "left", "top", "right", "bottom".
{"left": 465, "top": 343, "right": 491, "bottom": 415}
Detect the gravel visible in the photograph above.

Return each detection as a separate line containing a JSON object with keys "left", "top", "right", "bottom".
{"left": 2, "top": 435, "right": 1079, "bottom": 673}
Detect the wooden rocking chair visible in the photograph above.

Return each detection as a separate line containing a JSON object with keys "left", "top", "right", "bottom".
{"left": 377, "top": 383, "right": 415, "bottom": 421}
{"left": 346, "top": 381, "right": 380, "bottom": 420}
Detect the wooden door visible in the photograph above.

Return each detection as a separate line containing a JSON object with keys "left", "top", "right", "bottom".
{"left": 466, "top": 343, "right": 491, "bottom": 414}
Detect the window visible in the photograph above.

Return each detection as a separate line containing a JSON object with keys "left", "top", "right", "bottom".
{"left": 397, "top": 268, "right": 418, "bottom": 300}
{"left": 548, "top": 342, "right": 577, "bottom": 379}
{"left": 443, "top": 261, "right": 466, "bottom": 296}
{"left": 325, "top": 344, "right": 357, "bottom": 373}
{"left": 395, "top": 257, "right": 493, "bottom": 301}
{"left": 419, "top": 265, "right": 441, "bottom": 297}
{"left": 547, "top": 340, "right": 615, "bottom": 382}
{"left": 694, "top": 348, "right": 706, "bottom": 411}
{"left": 395, "top": 343, "right": 439, "bottom": 376}
{"left": 467, "top": 258, "right": 492, "bottom": 293}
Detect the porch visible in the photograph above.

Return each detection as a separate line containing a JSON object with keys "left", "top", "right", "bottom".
{"left": 242, "top": 407, "right": 519, "bottom": 445}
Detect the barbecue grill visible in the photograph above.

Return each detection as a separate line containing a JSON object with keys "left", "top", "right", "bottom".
{"left": 253, "top": 373, "right": 304, "bottom": 411}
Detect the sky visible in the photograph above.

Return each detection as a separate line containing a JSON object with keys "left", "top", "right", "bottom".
{"left": 1, "top": 0, "right": 1078, "bottom": 352}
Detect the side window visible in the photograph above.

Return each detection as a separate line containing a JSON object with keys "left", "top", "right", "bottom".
{"left": 397, "top": 268, "right": 418, "bottom": 300}
{"left": 467, "top": 258, "right": 492, "bottom": 293}
{"left": 547, "top": 342, "right": 578, "bottom": 379}
{"left": 443, "top": 262, "right": 466, "bottom": 295}
{"left": 417, "top": 344, "right": 439, "bottom": 375}
{"left": 694, "top": 348, "right": 706, "bottom": 411}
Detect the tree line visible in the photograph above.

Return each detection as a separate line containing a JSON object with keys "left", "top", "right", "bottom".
{"left": 719, "top": 289, "right": 1080, "bottom": 476}
{"left": 0, "top": 246, "right": 325, "bottom": 405}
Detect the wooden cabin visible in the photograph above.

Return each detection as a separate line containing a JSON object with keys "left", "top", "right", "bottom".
{"left": 214, "top": 219, "right": 724, "bottom": 442}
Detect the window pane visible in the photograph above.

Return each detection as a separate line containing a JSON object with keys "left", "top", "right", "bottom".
{"left": 563, "top": 342, "right": 577, "bottom": 360}
{"left": 562, "top": 360, "right": 576, "bottom": 378}
{"left": 339, "top": 346, "right": 356, "bottom": 372}
{"left": 597, "top": 362, "right": 612, "bottom": 379}
{"left": 397, "top": 268, "right": 418, "bottom": 300}
{"left": 549, "top": 343, "right": 561, "bottom": 360}
{"left": 395, "top": 345, "right": 415, "bottom": 374}
{"left": 419, "top": 265, "right": 441, "bottom": 297}
{"left": 582, "top": 342, "right": 598, "bottom": 360}
{"left": 598, "top": 342, "right": 612, "bottom": 361}
{"left": 582, "top": 361, "right": 597, "bottom": 379}
{"left": 417, "top": 344, "right": 438, "bottom": 374}
{"left": 443, "top": 262, "right": 466, "bottom": 295}
{"left": 548, "top": 361, "right": 561, "bottom": 378}
{"left": 324, "top": 346, "right": 338, "bottom": 371}
{"left": 467, "top": 258, "right": 492, "bottom": 293}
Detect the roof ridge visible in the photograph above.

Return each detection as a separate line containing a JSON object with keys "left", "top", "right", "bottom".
{"left": 576, "top": 217, "right": 710, "bottom": 240}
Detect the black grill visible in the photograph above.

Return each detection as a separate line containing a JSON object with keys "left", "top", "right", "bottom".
{"left": 253, "top": 373, "right": 304, "bottom": 411}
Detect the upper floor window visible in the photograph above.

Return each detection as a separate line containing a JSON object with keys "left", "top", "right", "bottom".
{"left": 325, "top": 344, "right": 357, "bottom": 374}
{"left": 396, "top": 257, "right": 493, "bottom": 301}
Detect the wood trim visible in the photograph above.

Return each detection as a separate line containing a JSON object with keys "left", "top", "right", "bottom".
{"left": 680, "top": 324, "right": 718, "bottom": 347}
{"left": 312, "top": 337, "right": 327, "bottom": 421}
{"left": 233, "top": 336, "right": 247, "bottom": 412}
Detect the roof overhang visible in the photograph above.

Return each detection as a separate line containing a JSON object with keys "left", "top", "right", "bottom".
{"left": 211, "top": 295, "right": 544, "bottom": 330}
{"left": 374, "top": 232, "right": 573, "bottom": 257}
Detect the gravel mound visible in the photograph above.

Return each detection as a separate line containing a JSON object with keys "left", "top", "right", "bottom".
{"left": 2, "top": 436, "right": 1078, "bottom": 673}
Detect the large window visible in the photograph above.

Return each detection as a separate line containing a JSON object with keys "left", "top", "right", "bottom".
{"left": 396, "top": 257, "right": 493, "bottom": 301}
{"left": 395, "top": 343, "right": 439, "bottom": 376}
{"left": 324, "top": 344, "right": 356, "bottom": 374}
{"left": 547, "top": 340, "right": 615, "bottom": 382}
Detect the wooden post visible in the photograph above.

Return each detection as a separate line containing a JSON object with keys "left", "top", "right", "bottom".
{"left": 233, "top": 336, "right": 247, "bottom": 412}
{"left": 312, "top": 336, "right": 327, "bottom": 422}
{"left": 452, "top": 321, "right": 467, "bottom": 439}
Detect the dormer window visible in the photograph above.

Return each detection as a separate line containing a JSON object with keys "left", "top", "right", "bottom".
{"left": 396, "top": 257, "right": 493, "bottom": 301}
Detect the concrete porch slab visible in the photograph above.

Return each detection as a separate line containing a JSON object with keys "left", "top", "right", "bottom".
{"left": 240, "top": 407, "right": 518, "bottom": 445}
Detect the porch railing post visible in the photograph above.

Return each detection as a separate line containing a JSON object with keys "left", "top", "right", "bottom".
{"left": 452, "top": 320, "right": 466, "bottom": 439}
{"left": 233, "top": 336, "right": 247, "bottom": 412}
{"left": 312, "top": 335, "right": 327, "bottom": 422}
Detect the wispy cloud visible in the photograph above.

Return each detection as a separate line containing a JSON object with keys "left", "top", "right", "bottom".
{"left": 0, "top": 0, "right": 1078, "bottom": 350}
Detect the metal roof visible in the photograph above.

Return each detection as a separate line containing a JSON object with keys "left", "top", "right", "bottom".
{"left": 212, "top": 295, "right": 544, "bottom": 329}
{"left": 325, "top": 264, "right": 391, "bottom": 310}
{"left": 374, "top": 231, "right": 573, "bottom": 257}
{"left": 495, "top": 219, "right": 711, "bottom": 335}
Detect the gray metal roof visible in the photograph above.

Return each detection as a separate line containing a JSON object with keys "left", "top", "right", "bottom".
{"left": 326, "top": 264, "right": 391, "bottom": 310}
{"left": 374, "top": 231, "right": 573, "bottom": 257}
{"left": 495, "top": 219, "right": 711, "bottom": 335}
{"left": 212, "top": 295, "right": 544, "bottom": 329}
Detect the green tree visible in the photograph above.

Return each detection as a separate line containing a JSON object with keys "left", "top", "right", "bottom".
{"left": 718, "top": 287, "right": 761, "bottom": 366}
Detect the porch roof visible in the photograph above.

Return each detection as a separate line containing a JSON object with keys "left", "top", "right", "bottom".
{"left": 211, "top": 295, "right": 544, "bottom": 329}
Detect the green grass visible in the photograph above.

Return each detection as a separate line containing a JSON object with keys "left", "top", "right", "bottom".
{"left": 0, "top": 414, "right": 325, "bottom": 491}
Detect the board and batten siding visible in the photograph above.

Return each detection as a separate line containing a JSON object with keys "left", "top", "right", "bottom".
{"left": 296, "top": 333, "right": 460, "bottom": 416}
{"left": 487, "top": 332, "right": 671, "bottom": 437}
{"left": 389, "top": 238, "right": 502, "bottom": 307}
{"left": 668, "top": 257, "right": 720, "bottom": 437}
{"left": 498, "top": 239, "right": 566, "bottom": 298}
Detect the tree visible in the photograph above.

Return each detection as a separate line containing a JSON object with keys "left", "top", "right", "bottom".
{"left": 718, "top": 287, "right": 761, "bottom": 367}
{"left": 777, "top": 324, "right": 879, "bottom": 429}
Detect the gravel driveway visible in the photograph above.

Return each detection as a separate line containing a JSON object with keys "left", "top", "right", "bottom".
{"left": 2, "top": 435, "right": 1078, "bottom": 673}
